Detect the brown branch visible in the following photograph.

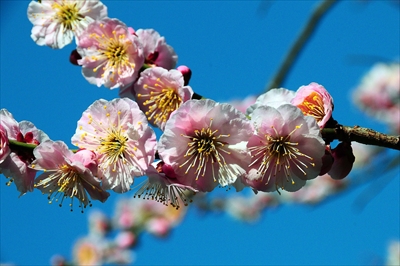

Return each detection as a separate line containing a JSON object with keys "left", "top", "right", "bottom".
{"left": 322, "top": 125, "right": 400, "bottom": 151}
{"left": 265, "top": 0, "right": 338, "bottom": 91}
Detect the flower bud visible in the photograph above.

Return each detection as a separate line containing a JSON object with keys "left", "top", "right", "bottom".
{"left": 177, "top": 65, "right": 192, "bottom": 85}
{"left": 328, "top": 142, "right": 355, "bottom": 180}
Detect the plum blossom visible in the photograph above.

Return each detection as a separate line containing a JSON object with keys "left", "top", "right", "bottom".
{"left": 130, "top": 67, "right": 193, "bottom": 130}
{"left": 291, "top": 82, "right": 334, "bottom": 128}
{"left": 245, "top": 104, "right": 325, "bottom": 192}
{"left": 77, "top": 18, "right": 144, "bottom": 89}
{"left": 0, "top": 125, "right": 10, "bottom": 163}
{"left": 136, "top": 29, "right": 178, "bottom": 70}
{"left": 158, "top": 99, "right": 253, "bottom": 192}
{"left": 31, "top": 140, "right": 110, "bottom": 211}
{"left": 0, "top": 109, "right": 50, "bottom": 196}
{"left": 352, "top": 62, "right": 400, "bottom": 134}
{"left": 27, "top": 0, "right": 108, "bottom": 49}
{"left": 246, "top": 88, "right": 295, "bottom": 116}
{"left": 71, "top": 98, "right": 156, "bottom": 193}
{"left": 134, "top": 161, "right": 197, "bottom": 209}
{"left": 113, "top": 196, "right": 186, "bottom": 234}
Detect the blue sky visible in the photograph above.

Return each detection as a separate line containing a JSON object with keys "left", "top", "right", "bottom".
{"left": 1, "top": 1, "right": 399, "bottom": 265}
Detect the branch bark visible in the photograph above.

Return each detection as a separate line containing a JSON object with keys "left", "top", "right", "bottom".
{"left": 322, "top": 125, "right": 400, "bottom": 150}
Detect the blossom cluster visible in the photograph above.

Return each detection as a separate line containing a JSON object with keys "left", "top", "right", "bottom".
{"left": 50, "top": 198, "right": 185, "bottom": 265}
{"left": 0, "top": 0, "right": 359, "bottom": 214}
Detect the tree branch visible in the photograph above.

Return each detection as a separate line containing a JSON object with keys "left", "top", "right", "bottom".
{"left": 265, "top": 0, "right": 338, "bottom": 91}
{"left": 322, "top": 125, "right": 400, "bottom": 150}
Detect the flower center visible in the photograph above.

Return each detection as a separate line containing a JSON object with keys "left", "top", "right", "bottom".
{"left": 99, "top": 129, "right": 128, "bottom": 168}
{"left": 296, "top": 92, "right": 325, "bottom": 122}
{"left": 179, "top": 119, "right": 232, "bottom": 182}
{"left": 91, "top": 28, "right": 136, "bottom": 82}
{"left": 249, "top": 124, "right": 315, "bottom": 189}
{"left": 138, "top": 80, "right": 182, "bottom": 124}
{"left": 52, "top": 2, "right": 82, "bottom": 31}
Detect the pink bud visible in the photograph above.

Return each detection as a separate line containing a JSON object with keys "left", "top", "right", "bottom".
{"left": 177, "top": 65, "right": 192, "bottom": 86}
{"left": 328, "top": 142, "right": 355, "bottom": 180}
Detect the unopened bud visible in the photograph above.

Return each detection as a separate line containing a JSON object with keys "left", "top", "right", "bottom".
{"left": 177, "top": 65, "right": 192, "bottom": 86}
{"left": 328, "top": 142, "right": 355, "bottom": 180}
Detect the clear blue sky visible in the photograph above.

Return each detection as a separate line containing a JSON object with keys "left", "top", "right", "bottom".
{"left": 1, "top": 1, "right": 399, "bottom": 265}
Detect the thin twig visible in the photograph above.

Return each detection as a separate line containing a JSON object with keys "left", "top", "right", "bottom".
{"left": 266, "top": 0, "right": 338, "bottom": 91}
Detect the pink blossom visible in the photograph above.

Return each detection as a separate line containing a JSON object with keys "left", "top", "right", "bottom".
{"left": 27, "top": 0, "right": 108, "bottom": 49}
{"left": 0, "top": 125, "right": 10, "bottom": 164}
{"left": 353, "top": 63, "right": 400, "bottom": 134}
{"left": 71, "top": 98, "right": 156, "bottom": 193}
{"left": 246, "top": 88, "right": 295, "bottom": 116}
{"left": 134, "top": 161, "right": 197, "bottom": 209}
{"left": 291, "top": 82, "right": 334, "bottom": 128}
{"left": 146, "top": 217, "right": 170, "bottom": 237}
{"left": 136, "top": 29, "right": 178, "bottom": 69}
{"left": 158, "top": 99, "right": 253, "bottom": 192}
{"left": 328, "top": 142, "right": 355, "bottom": 180}
{"left": 245, "top": 104, "right": 325, "bottom": 192}
{"left": 31, "top": 140, "right": 110, "bottom": 211}
{"left": 77, "top": 18, "right": 144, "bottom": 89}
{"left": 115, "top": 231, "right": 136, "bottom": 249}
{"left": 113, "top": 196, "right": 186, "bottom": 232}
{"left": 73, "top": 236, "right": 104, "bottom": 266}
{"left": 0, "top": 109, "right": 50, "bottom": 196}
{"left": 132, "top": 67, "right": 193, "bottom": 130}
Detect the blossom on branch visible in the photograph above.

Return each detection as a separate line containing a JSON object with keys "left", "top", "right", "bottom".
{"left": 27, "top": 0, "right": 108, "bottom": 49}
{"left": 158, "top": 99, "right": 253, "bottom": 192}
{"left": 134, "top": 161, "right": 197, "bottom": 209}
{"left": 246, "top": 88, "right": 295, "bottom": 116}
{"left": 31, "top": 140, "right": 110, "bottom": 211}
{"left": 71, "top": 98, "right": 156, "bottom": 193}
{"left": 133, "top": 67, "right": 193, "bottom": 130}
{"left": 245, "top": 104, "right": 325, "bottom": 192}
{"left": 136, "top": 29, "right": 178, "bottom": 69}
{"left": 0, "top": 109, "right": 50, "bottom": 196}
{"left": 291, "top": 82, "right": 334, "bottom": 128}
{"left": 77, "top": 18, "right": 144, "bottom": 89}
